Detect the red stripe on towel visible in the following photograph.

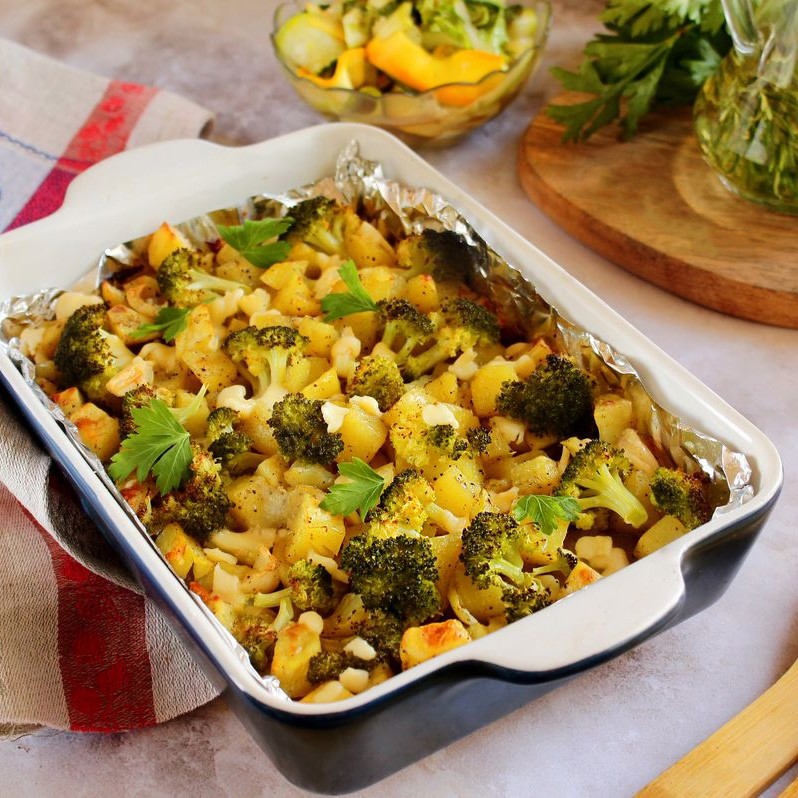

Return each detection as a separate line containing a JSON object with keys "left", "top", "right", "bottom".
{"left": 7, "top": 81, "right": 157, "bottom": 230}
{"left": 23, "top": 489, "right": 157, "bottom": 732}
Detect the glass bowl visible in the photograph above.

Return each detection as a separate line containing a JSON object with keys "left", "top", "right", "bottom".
{"left": 271, "top": 0, "right": 551, "bottom": 148}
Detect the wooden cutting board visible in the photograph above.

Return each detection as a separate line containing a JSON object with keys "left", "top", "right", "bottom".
{"left": 517, "top": 95, "right": 798, "bottom": 328}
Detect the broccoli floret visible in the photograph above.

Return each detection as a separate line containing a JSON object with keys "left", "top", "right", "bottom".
{"left": 376, "top": 298, "right": 434, "bottom": 364}
{"left": 530, "top": 548, "right": 579, "bottom": 578}
{"left": 460, "top": 512, "right": 551, "bottom": 622}
{"left": 232, "top": 613, "right": 277, "bottom": 673}
{"left": 556, "top": 440, "right": 648, "bottom": 528}
{"left": 404, "top": 298, "right": 500, "bottom": 378}
{"left": 120, "top": 385, "right": 157, "bottom": 439}
{"left": 256, "top": 559, "right": 337, "bottom": 615}
{"left": 285, "top": 196, "right": 349, "bottom": 256}
{"left": 340, "top": 532, "right": 441, "bottom": 627}
{"left": 223, "top": 325, "right": 307, "bottom": 407}
{"left": 466, "top": 425, "right": 492, "bottom": 454}
{"left": 53, "top": 303, "right": 134, "bottom": 402}
{"left": 353, "top": 607, "right": 405, "bottom": 666}
{"left": 206, "top": 406, "right": 249, "bottom": 459}
{"left": 268, "top": 393, "right": 343, "bottom": 465}
{"left": 460, "top": 511, "right": 526, "bottom": 588}
{"left": 501, "top": 578, "right": 552, "bottom": 623}
{"left": 649, "top": 467, "right": 712, "bottom": 530}
{"left": 425, "top": 423, "right": 490, "bottom": 463}
{"left": 366, "top": 468, "right": 436, "bottom": 533}
{"left": 460, "top": 511, "right": 552, "bottom": 622}
{"left": 347, "top": 354, "right": 405, "bottom": 411}
{"left": 153, "top": 445, "right": 232, "bottom": 541}
{"left": 306, "top": 650, "right": 374, "bottom": 685}
{"left": 156, "top": 248, "right": 250, "bottom": 306}
{"left": 396, "top": 229, "right": 488, "bottom": 281}
{"left": 497, "top": 354, "right": 596, "bottom": 439}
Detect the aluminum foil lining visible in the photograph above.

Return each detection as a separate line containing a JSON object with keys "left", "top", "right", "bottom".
{"left": 0, "top": 142, "right": 754, "bottom": 693}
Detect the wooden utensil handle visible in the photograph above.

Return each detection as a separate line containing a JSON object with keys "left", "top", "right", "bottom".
{"left": 637, "top": 659, "right": 798, "bottom": 798}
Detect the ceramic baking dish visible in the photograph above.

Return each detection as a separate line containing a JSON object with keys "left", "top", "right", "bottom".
{"left": 0, "top": 124, "right": 782, "bottom": 795}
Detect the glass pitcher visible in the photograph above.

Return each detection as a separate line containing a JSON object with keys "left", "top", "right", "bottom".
{"left": 694, "top": 0, "right": 798, "bottom": 214}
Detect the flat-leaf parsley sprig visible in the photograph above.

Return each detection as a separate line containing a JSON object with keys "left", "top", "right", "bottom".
{"left": 216, "top": 217, "right": 294, "bottom": 269}
{"left": 547, "top": 0, "right": 730, "bottom": 141}
{"left": 320, "top": 259, "right": 379, "bottom": 322}
{"left": 108, "top": 387, "right": 207, "bottom": 493}
{"left": 130, "top": 306, "right": 192, "bottom": 343}
{"left": 512, "top": 494, "right": 580, "bottom": 536}
{"left": 320, "top": 458, "right": 386, "bottom": 521}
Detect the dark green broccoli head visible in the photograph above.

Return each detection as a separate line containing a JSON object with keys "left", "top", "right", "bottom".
{"left": 556, "top": 439, "right": 648, "bottom": 528}
{"left": 154, "top": 445, "right": 232, "bottom": 541}
{"left": 466, "top": 425, "right": 491, "bottom": 454}
{"left": 206, "top": 407, "right": 252, "bottom": 464}
{"left": 120, "top": 385, "right": 157, "bottom": 439}
{"left": 347, "top": 355, "right": 405, "bottom": 411}
{"left": 443, "top": 298, "right": 500, "bottom": 344}
{"left": 156, "top": 247, "right": 249, "bottom": 306}
{"left": 268, "top": 393, "right": 343, "bottom": 465}
{"left": 353, "top": 607, "right": 405, "bottom": 666}
{"left": 286, "top": 559, "right": 337, "bottom": 615}
{"left": 53, "top": 303, "right": 133, "bottom": 401}
{"left": 306, "top": 650, "right": 374, "bottom": 685}
{"left": 232, "top": 613, "right": 277, "bottom": 673}
{"left": 425, "top": 424, "right": 469, "bottom": 460}
{"left": 530, "top": 548, "right": 579, "bottom": 579}
{"left": 286, "top": 196, "right": 348, "bottom": 256}
{"left": 496, "top": 354, "right": 596, "bottom": 439}
{"left": 367, "top": 468, "right": 434, "bottom": 532}
{"left": 396, "top": 229, "right": 488, "bottom": 281}
{"left": 223, "top": 325, "right": 307, "bottom": 399}
{"left": 460, "top": 511, "right": 526, "bottom": 590}
{"left": 502, "top": 577, "right": 552, "bottom": 623}
{"left": 340, "top": 532, "right": 441, "bottom": 627}
{"left": 403, "top": 298, "right": 500, "bottom": 379}
{"left": 376, "top": 299, "right": 434, "bottom": 362}
{"left": 649, "top": 467, "right": 712, "bottom": 530}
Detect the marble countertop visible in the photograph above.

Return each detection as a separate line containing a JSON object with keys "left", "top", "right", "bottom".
{"left": 1, "top": 2, "right": 797, "bottom": 796}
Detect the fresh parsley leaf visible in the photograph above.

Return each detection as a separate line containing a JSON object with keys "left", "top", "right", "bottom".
{"left": 130, "top": 306, "right": 191, "bottom": 342}
{"left": 108, "top": 399, "right": 193, "bottom": 493}
{"left": 511, "top": 494, "right": 581, "bottom": 536}
{"left": 320, "top": 259, "right": 380, "bottom": 322}
{"left": 547, "top": 0, "right": 731, "bottom": 141}
{"left": 216, "top": 217, "right": 294, "bottom": 269}
{"left": 320, "top": 458, "right": 386, "bottom": 520}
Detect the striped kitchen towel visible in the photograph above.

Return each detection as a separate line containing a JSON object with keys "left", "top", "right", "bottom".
{"left": 0, "top": 37, "right": 219, "bottom": 733}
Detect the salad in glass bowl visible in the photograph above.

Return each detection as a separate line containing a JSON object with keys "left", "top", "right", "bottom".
{"left": 271, "top": 0, "right": 550, "bottom": 146}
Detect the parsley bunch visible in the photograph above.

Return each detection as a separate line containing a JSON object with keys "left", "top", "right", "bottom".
{"left": 548, "top": 0, "right": 731, "bottom": 141}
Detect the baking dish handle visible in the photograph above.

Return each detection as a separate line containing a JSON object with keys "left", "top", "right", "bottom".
{"left": 461, "top": 549, "right": 686, "bottom": 677}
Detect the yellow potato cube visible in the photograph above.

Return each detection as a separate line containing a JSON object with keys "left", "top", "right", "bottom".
{"left": 425, "top": 371, "right": 459, "bottom": 404}
{"left": 297, "top": 317, "right": 339, "bottom": 357}
{"left": 562, "top": 561, "right": 601, "bottom": 596}
{"left": 400, "top": 619, "right": 470, "bottom": 669}
{"left": 451, "top": 564, "right": 504, "bottom": 623}
{"left": 470, "top": 362, "right": 518, "bottom": 417}
{"left": 594, "top": 394, "right": 634, "bottom": 445}
{"left": 271, "top": 621, "right": 322, "bottom": 699}
{"left": 147, "top": 222, "right": 188, "bottom": 268}
{"left": 301, "top": 367, "right": 341, "bottom": 400}
{"left": 52, "top": 386, "right": 83, "bottom": 416}
{"left": 428, "top": 532, "right": 462, "bottom": 603}
{"left": 433, "top": 464, "right": 480, "bottom": 517}
{"left": 283, "top": 489, "right": 347, "bottom": 561}
{"left": 634, "top": 516, "right": 688, "bottom": 559}
{"left": 404, "top": 273, "right": 440, "bottom": 313}
{"left": 156, "top": 523, "right": 206, "bottom": 580}
{"left": 344, "top": 218, "right": 397, "bottom": 269}
{"left": 338, "top": 406, "right": 387, "bottom": 464}
{"left": 69, "top": 403, "right": 120, "bottom": 462}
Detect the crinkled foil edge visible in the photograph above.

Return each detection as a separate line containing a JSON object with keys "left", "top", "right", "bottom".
{"left": 0, "top": 142, "right": 753, "bottom": 689}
